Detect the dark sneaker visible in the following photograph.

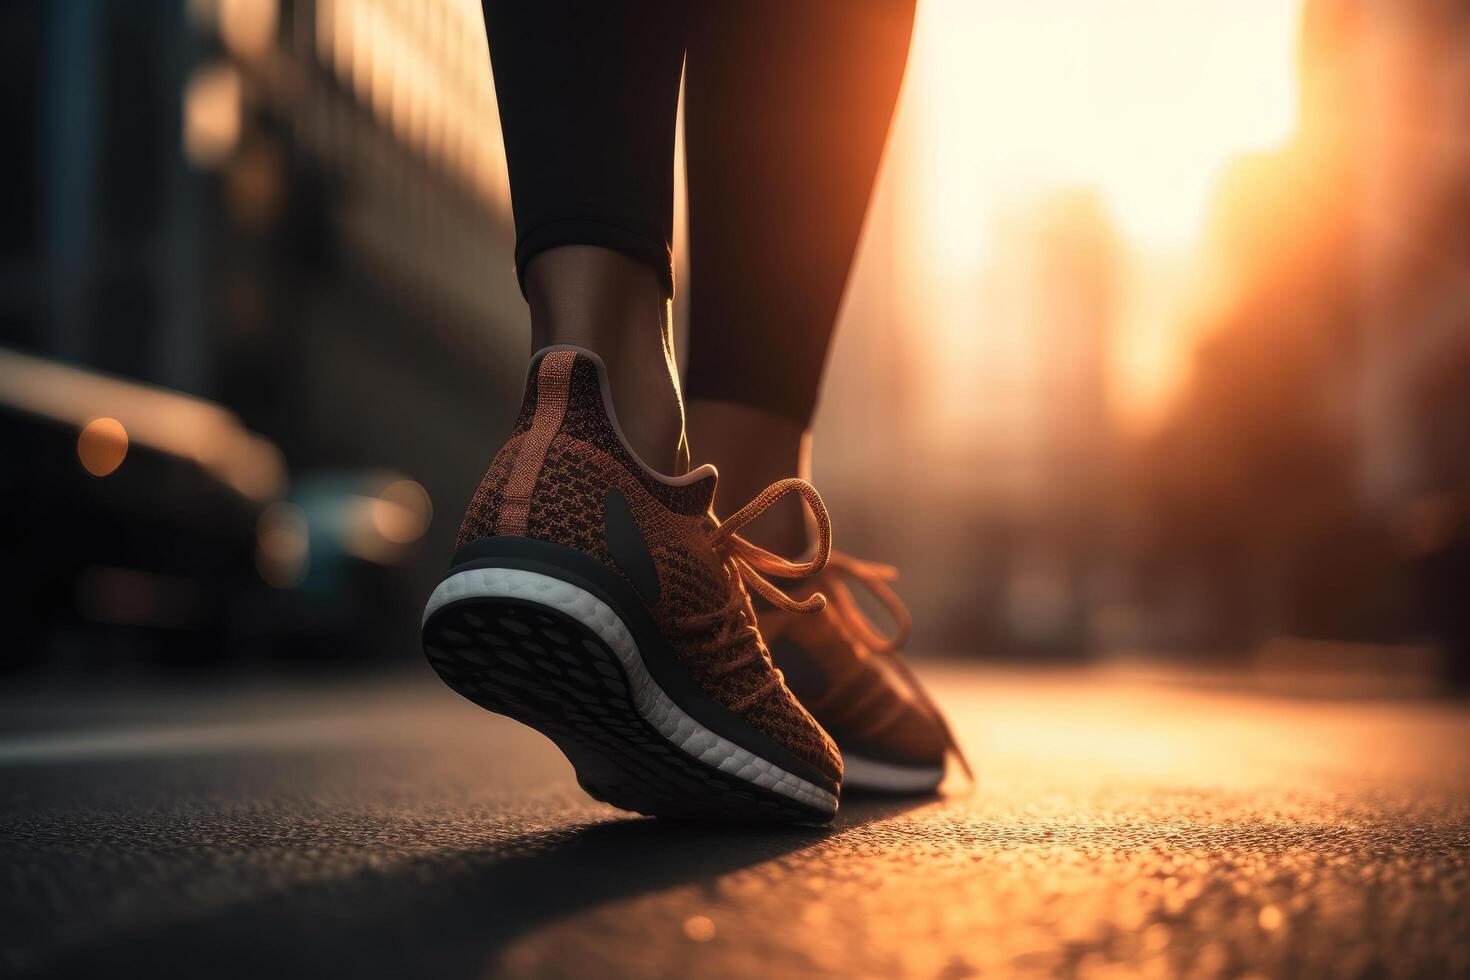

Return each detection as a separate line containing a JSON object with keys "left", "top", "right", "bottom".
{"left": 760, "top": 552, "right": 969, "bottom": 794}
{"left": 422, "top": 347, "right": 843, "bottom": 823}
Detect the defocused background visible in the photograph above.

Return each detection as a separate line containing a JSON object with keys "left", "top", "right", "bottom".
{"left": 3, "top": 0, "right": 1468, "bottom": 693}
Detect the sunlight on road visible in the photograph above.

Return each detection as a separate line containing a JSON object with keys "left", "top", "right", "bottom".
{"left": 5, "top": 667, "right": 1466, "bottom": 978}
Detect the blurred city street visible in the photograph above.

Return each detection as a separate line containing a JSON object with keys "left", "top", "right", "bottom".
{"left": 4, "top": 663, "right": 1467, "bottom": 979}
{"left": 4, "top": 2, "right": 1470, "bottom": 977}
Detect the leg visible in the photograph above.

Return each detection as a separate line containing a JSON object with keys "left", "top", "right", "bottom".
{"left": 484, "top": 0, "right": 689, "bottom": 473}
{"left": 682, "top": 0, "right": 917, "bottom": 544}
{"left": 434, "top": 2, "right": 848, "bottom": 826}
{"left": 681, "top": 2, "right": 962, "bottom": 792}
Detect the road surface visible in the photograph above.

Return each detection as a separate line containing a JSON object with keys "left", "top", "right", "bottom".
{"left": 3, "top": 665, "right": 1467, "bottom": 978}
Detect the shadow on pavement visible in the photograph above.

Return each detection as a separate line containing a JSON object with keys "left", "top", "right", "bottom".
{"left": 44, "top": 795, "right": 932, "bottom": 978}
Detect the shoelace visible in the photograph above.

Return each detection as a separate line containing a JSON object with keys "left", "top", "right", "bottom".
{"left": 678, "top": 478, "right": 833, "bottom": 715}
{"left": 819, "top": 551, "right": 974, "bottom": 782}
{"left": 822, "top": 552, "right": 911, "bottom": 655}
{"left": 674, "top": 482, "right": 975, "bottom": 781}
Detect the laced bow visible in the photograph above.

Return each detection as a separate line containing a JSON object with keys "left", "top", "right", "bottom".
{"left": 822, "top": 552, "right": 912, "bottom": 655}
{"left": 688, "top": 482, "right": 974, "bottom": 782}
{"left": 711, "top": 478, "right": 833, "bottom": 612}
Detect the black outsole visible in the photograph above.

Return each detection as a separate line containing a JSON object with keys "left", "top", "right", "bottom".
{"left": 423, "top": 596, "right": 834, "bottom": 824}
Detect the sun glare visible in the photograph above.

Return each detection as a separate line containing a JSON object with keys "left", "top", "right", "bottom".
{"left": 906, "top": 0, "right": 1300, "bottom": 258}
{"left": 890, "top": 0, "right": 1302, "bottom": 435}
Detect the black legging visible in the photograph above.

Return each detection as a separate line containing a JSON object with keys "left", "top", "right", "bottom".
{"left": 483, "top": 0, "right": 916, "bottom": 426}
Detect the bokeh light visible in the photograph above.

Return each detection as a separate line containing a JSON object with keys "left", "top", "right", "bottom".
{"left": 377, "top": 479, "right": 434, "bottom": 544}
{"left": 257, "top": 502, "right": 310, "bottom": 588}
{"left": 183, "top": 61, "right": 243, "bottom": 167}
{"left": 76, "top": 418, "right": 129, "bottom": 477}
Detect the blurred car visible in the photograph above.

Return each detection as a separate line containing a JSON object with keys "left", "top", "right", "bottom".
{"left": 0, "top": 349, "right": 428, "bottom": 673}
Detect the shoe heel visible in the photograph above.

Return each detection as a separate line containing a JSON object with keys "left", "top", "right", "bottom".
{"left": 423, "top": 592, "right": 646, "bottom": 791}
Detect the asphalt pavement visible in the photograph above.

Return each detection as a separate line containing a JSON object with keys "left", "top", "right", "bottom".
{"left": 2, "top": 664, "right": 1467, "bottom": 978}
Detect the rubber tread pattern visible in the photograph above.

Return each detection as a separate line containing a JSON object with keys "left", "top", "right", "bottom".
{"left": 423, "top": 568, "right": 837, "bottom": 823}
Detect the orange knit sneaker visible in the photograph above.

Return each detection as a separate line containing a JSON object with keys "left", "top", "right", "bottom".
{"left": 422, "top": 347, "right": 843, "bottom": 823}
{"left": 759, "top": 552, "right": 970, "bottom": 794}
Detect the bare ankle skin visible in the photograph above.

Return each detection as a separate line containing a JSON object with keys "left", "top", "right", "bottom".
{"left": 685, "top": 399, "right": 812, "bottom": 554}
{"left": 525, "top": 245, "right": 689, "bottom": 475}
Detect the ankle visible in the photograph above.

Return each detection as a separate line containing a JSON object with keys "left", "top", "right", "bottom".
{"left": 525, "top": 246, "right": 687, "bottom": 474}
{"left": 686, "top": 399, "right": 813, "bottom": 554}
{"left": 603, "top": 350, "right": 687, "bottom": 475}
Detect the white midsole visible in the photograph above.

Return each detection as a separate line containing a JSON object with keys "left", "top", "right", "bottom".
{"left": 841, "top": 753, "right": 944, "bottom": 793}
{"left": 424, "top": 567, "right": 838, "bottom": 815}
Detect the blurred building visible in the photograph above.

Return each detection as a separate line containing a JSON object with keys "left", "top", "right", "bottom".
{"left": 962, "top": 192, "right": 1119, "bottom": 655}
{"left": 818, "top": 184, "right": 1122, "bottom": 657}
{"left": 1, "top": 0, "right": 527, "bottom": 668}
{"left": 1137, "top": 0, "right": 1470, "bottom": 683}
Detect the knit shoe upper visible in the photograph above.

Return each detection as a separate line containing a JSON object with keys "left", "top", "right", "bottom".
{"left": 760, "top": 553, "right": 967, "bottom": 783}
{"left": 455, "top": 347, "right": 843, "bottom": 789}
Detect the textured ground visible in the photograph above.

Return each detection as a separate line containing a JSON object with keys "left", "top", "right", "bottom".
{"left": 2, "top": 665, "right": 1467, "bottom": 979}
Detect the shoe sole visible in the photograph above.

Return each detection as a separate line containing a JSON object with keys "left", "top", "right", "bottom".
{"left": 840, "top": 753, "right": 945, "bottom": 795}
{"left": 422, "top": 561, "right": 838, "bottom": 824}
